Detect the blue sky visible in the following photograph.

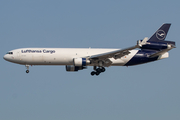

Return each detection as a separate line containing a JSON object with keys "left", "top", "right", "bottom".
{"left": 0, "top": 0, "right": 180, "bottom": 120}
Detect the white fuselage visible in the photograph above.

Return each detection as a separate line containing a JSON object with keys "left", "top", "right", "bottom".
{"left": 3, "top": 24, "right": 174, "bottom": 75}
{"left": 3, "top": 48, "right": 139, "bottom": 66}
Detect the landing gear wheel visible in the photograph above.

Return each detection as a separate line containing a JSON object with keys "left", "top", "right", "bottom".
{"left": 96, "top": 68, "right": 101, "bottom": 73}
{"left": 95, "top": 72, "right": 100, "bottom": 76}
{"left": 91, "top": 66, "right": 106, "bottom": 76}
{"left": 26, "top": 70, "right": 29, "bottom": 73}
{"left": 101, "top": 67, "right": 105, "bottom": 72}
{"left": 91, "top": 71, "right": 95, "bottom": 76}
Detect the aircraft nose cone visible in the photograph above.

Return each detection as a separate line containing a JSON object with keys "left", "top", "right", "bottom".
{"left": 3, "top": 55, "right": 7, "bottom": 60}
{"left": 3, "top": 54, "right": 9, "bottom": 61}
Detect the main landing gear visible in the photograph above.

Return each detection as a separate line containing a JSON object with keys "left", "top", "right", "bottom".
{"left": 91, "top": 66, "right": 106, "bottom": 76}
{"left": 25, "top": 65, "right": 29, "bottom": 73}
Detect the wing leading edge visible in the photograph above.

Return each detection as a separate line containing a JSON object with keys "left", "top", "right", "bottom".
{"left": 88, "top": 38, "right": 148, "bottom": 66}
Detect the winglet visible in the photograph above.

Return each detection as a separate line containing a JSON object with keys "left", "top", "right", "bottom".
{"left": 148, "top": 23, "right": 171, "bottom": 41}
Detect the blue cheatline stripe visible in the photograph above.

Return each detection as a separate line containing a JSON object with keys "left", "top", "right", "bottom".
{"left": 82, "top": 58, "right": 86, "bottom": 66}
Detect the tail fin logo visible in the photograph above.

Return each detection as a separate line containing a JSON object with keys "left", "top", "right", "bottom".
{"left": 156, "top": 30, "right": 166, "bottom": 40}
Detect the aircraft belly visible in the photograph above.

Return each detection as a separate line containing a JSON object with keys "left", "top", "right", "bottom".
{"left": 39, "top": 53, "right": 72, "bottom": 65}
{"left": 109, "top": 58, "right": 125, "bottom": 66}
{"left": 110, "top": 50, "right": 139, "bottom": 66}
{"left": 125, "top": 50, "right": 159, "bottom": 66}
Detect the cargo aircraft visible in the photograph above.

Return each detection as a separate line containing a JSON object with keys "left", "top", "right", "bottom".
{"left": 3, "top": 23, "right": 176, "bottom": 76}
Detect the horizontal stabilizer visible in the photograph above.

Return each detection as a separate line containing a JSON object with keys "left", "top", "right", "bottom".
{"left": 149, "top": 44, "right": 175, "bottom": 58}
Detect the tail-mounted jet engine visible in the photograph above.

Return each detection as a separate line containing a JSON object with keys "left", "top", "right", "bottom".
{"left": 139, "top": 40, "right": 175, "bottom": 50}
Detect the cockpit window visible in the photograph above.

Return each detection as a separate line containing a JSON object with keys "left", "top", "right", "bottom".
{"left": 6, "top": 52, "right": 13, "bottom": 55}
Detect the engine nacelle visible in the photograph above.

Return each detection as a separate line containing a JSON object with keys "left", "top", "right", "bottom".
{"left": 73, "top": 58, "right": 90, "bottom": 66}
{"left": 66, "top": 65, "right": 86, "bottom": 72}
{"left": 140, "top": 41, "right": 169, "bottom": 50}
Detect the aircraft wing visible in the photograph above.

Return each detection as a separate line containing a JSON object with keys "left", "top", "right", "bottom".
{"left": 89, "top": 45, "right": 138, "bottom": 60}
{"left": 89, "top": 38, "right": 148, "bottom": 61}
{"left": 88, "top": 45, "right": 140, "bottom": 67}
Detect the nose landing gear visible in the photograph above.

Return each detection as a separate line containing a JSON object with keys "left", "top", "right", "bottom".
{"left": 26, "top": 70, "right": 29, "bottom": 73}
{"left": 25, "top": 65, "right": 29, "bottom": 73}
{"left": 91, "top": 66, "right": 106, "bottom": 76}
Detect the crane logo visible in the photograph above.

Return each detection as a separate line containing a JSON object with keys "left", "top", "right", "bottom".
{"left": 156, "top": 30, "right": 166, "bottom": 40}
